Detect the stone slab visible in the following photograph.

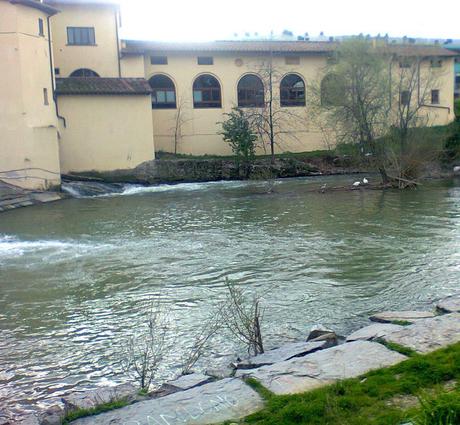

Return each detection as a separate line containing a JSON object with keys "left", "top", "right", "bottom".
{"left": 383, "top": 313, "right": 460, "bottom": 353}
{"left": 370, "top": 311, "right": 435, "bottom": 323}
{"left": 346, "top": 323, "right": 404, "bottom": 342}
{"left": 31, "top": 193, "right": 62, "bottom": 203}
{"left": 71, "top": 378, "right": 264, "bottom": 425}
{"left": 239, "top": 341, "right": 407, "bottom": 395}
{"left": 62, "top": 383, "right": 137, "bottom": 411}
{"left": 165, "top": 373, "right": 212, "bottom": 391}
{"left": 436, "top": 294, "right": 460, "bottom": 313}
{"left": 237, "top": 339, "right": 334, "bottom": 369}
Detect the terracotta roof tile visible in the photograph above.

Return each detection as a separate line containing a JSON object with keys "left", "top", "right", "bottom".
{"left": 122, "top": 40, "right": 457, "bottom": 57}
{"left": 55, "top": 78, "right": 152, "bottom": 95}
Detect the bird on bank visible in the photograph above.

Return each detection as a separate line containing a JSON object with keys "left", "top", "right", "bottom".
{"left": 363, "top": 177, "right": 369, "bottom": 184}
{"left": 352, "top": 181, "right": 361, "bottom": 187}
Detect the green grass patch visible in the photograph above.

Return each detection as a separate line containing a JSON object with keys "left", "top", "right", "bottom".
{"left": 61, "top": 399, "right": 130, "bottom": 424}
{"left": 414, "top": 388, "right": 460, "bottom": 425}
{"left": 391, "top": 320, "right": 412, "bottom": 326}
{"left": 376, "top": 339, "right": 417, "bottom": 357}
{"left": 242, "top": 342, "right": 460, "bottom": 425}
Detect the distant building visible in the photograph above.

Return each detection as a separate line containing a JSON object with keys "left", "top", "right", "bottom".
{"left": 0, "top": 0, "right": 457, "bottom": 190}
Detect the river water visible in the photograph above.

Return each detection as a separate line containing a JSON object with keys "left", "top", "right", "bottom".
{"left": 1, "top": 175, "right": 459, "bottom": 411}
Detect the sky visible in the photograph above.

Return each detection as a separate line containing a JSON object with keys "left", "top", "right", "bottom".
{"left": 118, "top": 0, "right": 460, "bottom": 42}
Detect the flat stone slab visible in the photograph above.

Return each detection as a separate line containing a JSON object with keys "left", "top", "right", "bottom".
{"left": 71, "top": 378, "right": 264, "bottom": 425}
{"left": 436, "top": 294, "right": 460, "bottom": 313}
{"left": 165, "top": 373, "right": 212, "bottom": 391}
{"left": 237, "top": 339, "right": 333, "bottom": 369}
{"left": 31, "top": 192, "right": 62, "bottom": 203}
{"left": 63, "top": 383, "right": 137, "bottom": 411}
{"left": 239, "top": 341, "right": 407, "bottom": 395}
{"left": 383, "top": 313, "right": 460, "bottom": 353}
{"left": 370, "top": 311, "right": 435, "bottom": 323}
{"left": 346, "top": 323, "right": 404, "bottom": 342}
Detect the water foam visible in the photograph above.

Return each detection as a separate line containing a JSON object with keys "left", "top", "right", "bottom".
{"left": 0, "top": 234, "right": 109, "bottom": 260}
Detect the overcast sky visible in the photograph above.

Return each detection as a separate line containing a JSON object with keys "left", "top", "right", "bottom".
{"left": 118, "top": 0, "right": 459, "bottom": 42}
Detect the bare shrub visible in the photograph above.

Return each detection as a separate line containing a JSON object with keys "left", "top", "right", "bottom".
{"left": 220, "top": 278, "right": 265, "bottom": 356}
{"left": 122, "top": 299, "right": 172, "bottom": 392}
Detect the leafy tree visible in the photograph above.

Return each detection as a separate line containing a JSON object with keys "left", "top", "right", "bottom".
{"left": 220, "top": 108, "right": 257, "bottom": 177}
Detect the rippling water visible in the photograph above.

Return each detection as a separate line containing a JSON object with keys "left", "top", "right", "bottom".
{"left": 1, "top": 175, "right": 460, "bottom": 412}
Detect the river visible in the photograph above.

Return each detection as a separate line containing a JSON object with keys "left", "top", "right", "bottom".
{"left": 1, "top": 175, "right": 459, "bottom": 411}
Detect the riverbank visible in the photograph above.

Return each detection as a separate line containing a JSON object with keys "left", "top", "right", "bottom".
{"left": 0, "top": 181, "right": 64, "bottom": 213}
{"left": 6, "top": 293, "right": 459, "bottom": 425}
{"left": 63, "top": 151, "right": 365, "bottom": 185}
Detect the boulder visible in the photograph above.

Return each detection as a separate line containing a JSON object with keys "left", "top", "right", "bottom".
{"left": 306, "top": 324, "right": 335, "bottom": 341}
{"left": 164, "top": 373, "right": 212, "bottom": 391}
{"left": 436, "top": 294, "right": 460, "bottom": 313}
{"left": 239, "top": 341, "right": 407, "bottom": 395}
{"left": 369, "top": 311, "right": 435, "bottom": 324}
{"left": 346, "top": 323, "right": 404, "bottom": 342}
{"left": 71, "top": 378, "right": 264, "bottom": 425}
{"left": 453, "top": 166, "right": 460, "bottom": 176}
{"left": 237, "top": 339, "right": 335, "bottom": 369}
{"left": 383, "top": 313, "right": 460, "bottom": 353}
{"left": 62, "top": 383, "right": 137, "bottom": 412}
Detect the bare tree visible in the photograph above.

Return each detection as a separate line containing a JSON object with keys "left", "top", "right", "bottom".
{"left": 180, "top": 310, "right": 222, "bottom": 375}
{"left": 122, "top": 299, "right": 172, "bottom": 392}
{"left": 220, "top": 278, "right": 264, "bottom": 356}
{"left": 310, "top": 37, "right": 442, "bottom": 187}
{"left": 170, "top": 97, "right": 192, "bottom": 155}
{"left": 242, "top": 40, "right": 308, "bottom": 164}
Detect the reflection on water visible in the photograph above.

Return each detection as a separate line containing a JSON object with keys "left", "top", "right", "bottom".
{"left": 1, "top": 175, "right": 460, "bottom": 411}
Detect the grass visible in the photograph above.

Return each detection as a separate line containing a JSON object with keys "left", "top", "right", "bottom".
{"left": 61, "top": 399, "right": 130, "bottom": 424}
{"left": 237, "top": 342, "right": 460, "bottom": 425}
{"left": 391, "top": 320, "right": 413, "bottom": 326}
{"left": 376, "top": 339, "right": 417, "bottom": 357}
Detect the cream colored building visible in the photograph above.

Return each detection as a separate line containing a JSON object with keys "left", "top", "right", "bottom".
{"left": 0, "top": 0, "right": 457, "bottom": 189}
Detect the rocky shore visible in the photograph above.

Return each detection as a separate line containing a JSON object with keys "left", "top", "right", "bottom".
{"left": 3, "top": 293, "right": 459, "bottom": 425}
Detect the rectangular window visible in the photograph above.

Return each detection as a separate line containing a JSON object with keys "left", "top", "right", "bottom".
{"left": 400, "top": 90, "right": 410, "bottom": 106}
{"left": 38, "top": 18, "right": 44, "bottom": 37}
{"left": 431, "top": 89, "right": 440, "bottom": 104}
{"left": 430, "top": 58, "right": 442, "bottom": 68}
{"left": 285, "top": 56, "right": 300, "bottom": 65}
{"left": 43, "top": 88, "right": 49, "bottom": 106}
{"left": 197, "top": 56, "right": 213, "bottom": 65}
{"left": 150, "top": 56, "right": 168, "bottom": 65}
{"left": 54, "top": 67, "right": 60, "bottom": 75}
{"left": 67, "top": 27, "right": 96, "bottom": 45}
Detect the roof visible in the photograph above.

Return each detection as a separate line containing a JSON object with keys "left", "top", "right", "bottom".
{"left": 10, "top": 0, "right": 59, "bottom": 15}
{"left": 122, "top": 40, "right": 337, "bottom": 55}
{"left": 122, "top": 40, "right": 457, "bottom": 58}
{"left": 55, "top": 78, "right": 152, "bottom": 95}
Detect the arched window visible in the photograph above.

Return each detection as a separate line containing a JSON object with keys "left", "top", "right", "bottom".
{"left": 69, "top": 68, "right": 100, "bottom": 77}
{"left": 321, "top": 74, "right": 345, "bottom": 107}
{"left": 280, "top": 74, "right": 306, "bottom": 107}
{"left": 149, "top": 75, "right": 176, "bottom": 109}
{"left": 193, "top": 75, "right": 221, "bottom": 108}
{"left": 237, "top": 74, "right": 264, "bottom": 107}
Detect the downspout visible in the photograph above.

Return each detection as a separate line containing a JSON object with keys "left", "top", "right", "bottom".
{"left": 115, "top": 8, "right": 122, "bottom": 77}
{"left": 47, "top": 15, "right": 66, "bottom": 127}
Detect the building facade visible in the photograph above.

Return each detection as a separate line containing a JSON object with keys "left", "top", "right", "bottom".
{"left": 0, "top": 0, "right": 457, "bottom": 190}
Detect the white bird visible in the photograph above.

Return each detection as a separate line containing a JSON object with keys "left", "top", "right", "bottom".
{"left": 352, "top": 181, "right": 361, "bottom": 187}
{"left": 363, "top": 177, "right": 369, "bottom": 184}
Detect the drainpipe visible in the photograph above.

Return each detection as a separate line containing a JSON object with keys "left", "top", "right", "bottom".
{"left": 115, "top": 8, "right": 122, "bottom": 77}
{"left": 47, "top": 15, "right": 66, "bottom": 127}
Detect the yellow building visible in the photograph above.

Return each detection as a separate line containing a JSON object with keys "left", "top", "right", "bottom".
{"left": 0, "top": 0, "right": 457, "bottom": 189}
